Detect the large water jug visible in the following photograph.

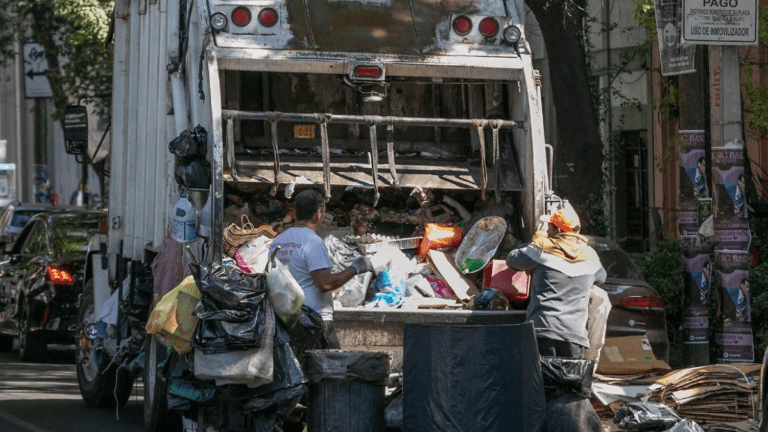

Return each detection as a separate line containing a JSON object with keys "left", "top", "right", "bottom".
{"left": 172, "top": 192, "right": 197, "bottom": 243}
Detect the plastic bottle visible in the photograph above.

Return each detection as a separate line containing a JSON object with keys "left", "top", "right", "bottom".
{"left": 172, "top": 192, "right": 197, "bottom": 243}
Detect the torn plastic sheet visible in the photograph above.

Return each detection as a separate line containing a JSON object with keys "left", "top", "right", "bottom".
{"left": 284, "top": 176, "right": 316, "bottom": 199}
{"left": 613, "top": 402, "right": 682, "bottom": 432}
{"left": 95, "top": 278, "right": 130, "bottom": 325}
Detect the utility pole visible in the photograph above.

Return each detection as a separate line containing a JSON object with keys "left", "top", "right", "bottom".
{"left": 678, "top": 46, "right": 710, "bottom": 367}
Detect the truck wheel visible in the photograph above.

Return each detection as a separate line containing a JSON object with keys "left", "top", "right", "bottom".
{"left": 18, "top": 300, "right": 47, "bottom": 361}
{"left": 76, "top": 282, "right": 133, "bottom": 408}
{"left": 144, "top": 334, "right": 181, "bottom": 432}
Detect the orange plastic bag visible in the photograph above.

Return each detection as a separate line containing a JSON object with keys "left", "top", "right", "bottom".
{"left": 418, "top": 223, "right": 466, "bottom": 260}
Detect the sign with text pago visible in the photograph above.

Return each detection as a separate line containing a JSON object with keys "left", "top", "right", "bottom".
{"left": 682, "top": 0, "right": 759, "bottom": 45}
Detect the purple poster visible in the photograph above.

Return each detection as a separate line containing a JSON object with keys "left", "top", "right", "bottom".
{"left": 683, "top": 306, "right": 709, "bottom": 345}
{"left": 679, "top": 131, "right": 708, "bottom": 236}
{"left": 681, "top": 251, "right": 712, "bottom": 307}
{"left": 714, "top": 250, "right": 753, "bottom": 362}
{"left": 712, "top": 147, "right": 749, "bottom": 236}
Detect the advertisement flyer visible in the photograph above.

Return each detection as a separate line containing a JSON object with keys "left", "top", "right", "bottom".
{"left": 714, "top": 250, "right": 753, "bottom": 362}
{"left": 682, "top": 250, "right": 713, "bottom": 307}
{"left": 679, "top": 131, "right": 707, "bottom": 236}
{"left": 683, "top": 306, "right": 710, "bottom": 345}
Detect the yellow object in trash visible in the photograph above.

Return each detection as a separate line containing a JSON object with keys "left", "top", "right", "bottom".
{"left": 145, "top": 275, "right": 201, "bottom": 354}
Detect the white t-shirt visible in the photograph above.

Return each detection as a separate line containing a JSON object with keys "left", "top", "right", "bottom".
{"left": 270, "top": 227, "right": 335, "bottom": 319}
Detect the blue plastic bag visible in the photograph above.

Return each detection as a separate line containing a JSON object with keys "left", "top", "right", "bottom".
{"left": 371, "top": 270, "right": 406, "bottom": 308}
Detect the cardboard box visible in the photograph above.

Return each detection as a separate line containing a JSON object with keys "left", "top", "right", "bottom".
{"left": 428, "top": 250, "right": 480, "bottom": 301}
{"left": 597, "top": 336, "right": 670, "bottom": 375}
{"left": 483, "top": 260, "right": 530, "bottom": 303}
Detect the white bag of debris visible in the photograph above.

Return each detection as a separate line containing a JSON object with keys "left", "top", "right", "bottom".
{"left": 324, "top": 235, "right": 371, "bottom": 307}
{"left": 266, "top": 248, "right": 305, "bottom": 326}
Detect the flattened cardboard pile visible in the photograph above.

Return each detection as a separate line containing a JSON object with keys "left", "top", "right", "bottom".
{"left": 646, "top": 364, "right": 761, "bottom": 425}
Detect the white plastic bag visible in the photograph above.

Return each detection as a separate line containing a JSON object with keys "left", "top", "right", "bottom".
{"left": 324, "top": 235, "right": 370, "bottom": 307}
{"left": 235, "top": 236, "right": 273, "bottom": 273}
{"left": 266, "top": 248, "right": 304, "bottom": 326}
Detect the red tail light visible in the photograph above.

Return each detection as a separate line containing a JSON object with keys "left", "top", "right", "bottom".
{"left": 98, "top": 217, "right": 108, "bottom": 235}
{"left": 479, "top": 17, "right": 499, "bottom": 37}
{"left": 354, "top": 66, "right": 382, "bottom": 78}
{"left": 231, "top": 7, "right": 252, "bottom": 27}
{"left": 258, "top": 8, "right": 277, "bottom": 27}
{"left": 621, "top": 296, "right": 665, "bottom": 315}
{"left": 46, "top": 266, "right": 74, "bottom": 285}
{"left": 452, "top": 16, "right": 472, "bottom": 36}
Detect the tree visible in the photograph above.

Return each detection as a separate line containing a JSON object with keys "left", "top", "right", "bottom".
{"left": 0, "top": 0, "right": 113, "bottom": 120}
{"left": 525, "top": 0, "right": 606, "bottom": 232}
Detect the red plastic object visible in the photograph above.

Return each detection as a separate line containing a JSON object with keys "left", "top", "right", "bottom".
{"left": 231, "top": 7, "right": 252, "bottom": 27}
{"left": 452, "top": 16, "right": 472, "bottom": 36}
{"left": 479, "top": 17, "right": 499, "bottom": 37}
{"left": 258, "top": 8, "right": 277, "bottom": 27}
{"left": 483, "top": 260, "right": 529, "bottom": 303}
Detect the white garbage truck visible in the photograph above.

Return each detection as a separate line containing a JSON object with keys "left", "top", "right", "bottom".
{"left": 70, "top": 0, "right": 551, "bottom": 429}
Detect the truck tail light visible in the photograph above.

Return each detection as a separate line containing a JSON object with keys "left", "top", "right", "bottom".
{"left": 46, "top": 266, "right": 74, "bottom": 285}
{"left": 258, "top": 8, "right": 278, "bottom": 27}
{"left": 479, "top": 17, "right": 499, "bottom": 38}
{"left": 231, "top": 7, "right": 252, "bottom": 27}
{"left": 354, "top": 66, "right": 382, "bottom": 78}
{"left": 452, "top": 16, "right": 472, "bottom": 36}
{"left": 621, "top": 296, "right": 665, "bottom": 316}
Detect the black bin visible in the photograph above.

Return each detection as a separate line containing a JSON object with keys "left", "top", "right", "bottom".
{"left": 305, "top": 350, "right": 391, "bottom": 432}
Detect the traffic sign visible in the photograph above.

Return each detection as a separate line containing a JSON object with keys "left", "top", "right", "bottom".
{"left": 682, "top": 0, "right": 759, "bottom": 45}
{"left": 23, "top": 42, "right": 53, "bottom": 98}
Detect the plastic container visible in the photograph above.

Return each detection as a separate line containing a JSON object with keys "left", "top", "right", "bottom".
{"left": 455, "top": 216, "right": 507, "bottom": 274}
{"left": 305, "top": 350, "right": 391, "bottom": 432}
{"left": 172, "top": 192, "right": 198, "bottom": 243}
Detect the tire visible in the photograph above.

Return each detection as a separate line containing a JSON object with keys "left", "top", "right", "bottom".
{"left": 75, "top": 281, "right": 133, "bottom": 408}
{"left": 0, "top": 335, "right": 13, "bottom": 352}
{"left": 144, "top": 334, "right": 181, "bottom": 432}
{"left": 18, "top": 299, "right": 47, "bottom": 362}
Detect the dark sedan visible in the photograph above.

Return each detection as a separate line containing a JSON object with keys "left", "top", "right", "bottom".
{"left": 587, "top": 236, "right": 670, "bottom": 362}
{"left": 0, "top": 210, "right": 105, "bottom": 361}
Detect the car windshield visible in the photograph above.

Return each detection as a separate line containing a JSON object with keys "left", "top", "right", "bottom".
{"left": 589, "top": 242, "right": 644, "bottom": 281}
{"left": 51, "top": 213, "right": 101, "bottom": 259}
{"left": 10, "top": 211, "right": 40, "bottom": 229}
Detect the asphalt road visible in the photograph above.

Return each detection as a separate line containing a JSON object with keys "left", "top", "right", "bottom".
{"left": 0, "top": 342, "right": 145, "bottom": 432}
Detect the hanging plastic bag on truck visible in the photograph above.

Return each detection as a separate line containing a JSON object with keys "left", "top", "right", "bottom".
{"left": 191, "top": 263, "right": 269, "bottom": 354}
{"left": 266, "top": 247, "right": 304, "bottom": 327}
{"left": 174, "top": 158, "right": 211, "bottom": 189}
{"left": 168, "top": 126, "right": 207, "bottom": 160}
{"left": 145, "top": 275, "right": 201, "bottom": 354}
{"left": 194, "top": 304, "right": 276, "bottom": 387}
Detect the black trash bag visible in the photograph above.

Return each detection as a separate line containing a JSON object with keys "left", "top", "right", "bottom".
{"left": 168, "top": 125, "right": 207, "bottom": 160}
{"left": 304, "top": 350, "right": 391, "bottom": 385}
{"left": 540, "top": 357, "right": 596, "bottom": 400}
{"left": 385, "top": 387, "right": 403, "bottom": 432}
{"left": 613, "top": 402, "right": 682, "bottom": 432}
{"left": 121, "top": 262, "right": 154, "bottom": 323}
{"left": 175, "top": 158, "right": 212, "bottom": 189}
{"left": 544, "top": 392, "right": 603, "bottom": 432}
{"left": 286, "top": 305, "right": 325, "bottom": 354}
{"left": 191, "top": 263, "right": 268, "bottom": 354}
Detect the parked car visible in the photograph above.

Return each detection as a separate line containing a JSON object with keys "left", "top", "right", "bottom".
{"left": 587, "top": 236, "right": 670, "bottom": 362}
{"left": 0, "top": 209, "right": 105, "bottom": 360}
{"left": 0, "top": 202, "right": 68, "bottom": 255}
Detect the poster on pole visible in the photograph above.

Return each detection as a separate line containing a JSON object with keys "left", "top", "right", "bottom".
{"left": 654, "top": 0, "right": 696, "bottom": 75}
{"left": 714, "top": 250, "right": 753, "bottom": 362}
{"left": 712, "top": 146, "right": 751, "bottom": 250}
{"left": 679, "top": 130, "right": 708, "bottom": 236}
{"left": 682, "top": 0, "right": 759, "bottom": 45}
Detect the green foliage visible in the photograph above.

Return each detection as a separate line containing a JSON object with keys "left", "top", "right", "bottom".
{"left": 633, "top": 0, "right": 656, "bottom": 42}
{"left": 0, "top": 0, "right": 113, "bottom": 119}
{"left": 629, "top": 239, "right": 685, "bottom": 368}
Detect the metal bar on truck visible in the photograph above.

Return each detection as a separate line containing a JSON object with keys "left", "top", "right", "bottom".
{"left": 221, "top": 110, "right": 524, "bottom": 130}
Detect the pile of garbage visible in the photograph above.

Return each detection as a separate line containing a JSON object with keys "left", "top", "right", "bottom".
{"left": 592, "top": 364, "right": 761, "bottom": 432}
{"left": 222, "top": 184, "right": 530, "bottom": 311}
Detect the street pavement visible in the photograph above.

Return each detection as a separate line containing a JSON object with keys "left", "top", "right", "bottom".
{"left": 0, "top": 342, "right": 145, "bottom": 432}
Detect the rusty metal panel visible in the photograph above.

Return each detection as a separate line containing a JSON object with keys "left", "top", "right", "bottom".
{"left": 301, "top": 0, "right": 419, "bottom": 54}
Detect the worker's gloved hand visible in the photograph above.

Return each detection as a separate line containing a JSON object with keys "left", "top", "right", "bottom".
{"left": 350, "top": 256, "right": 374, "bottom": 275}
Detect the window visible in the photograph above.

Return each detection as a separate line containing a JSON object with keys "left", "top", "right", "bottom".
{"left": 20, "top": 222, "right": 47, "bottom": 255}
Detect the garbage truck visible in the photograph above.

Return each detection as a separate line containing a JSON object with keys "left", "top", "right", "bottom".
{"left": 70, "top": 0, "right": 552, "bottom": 429}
